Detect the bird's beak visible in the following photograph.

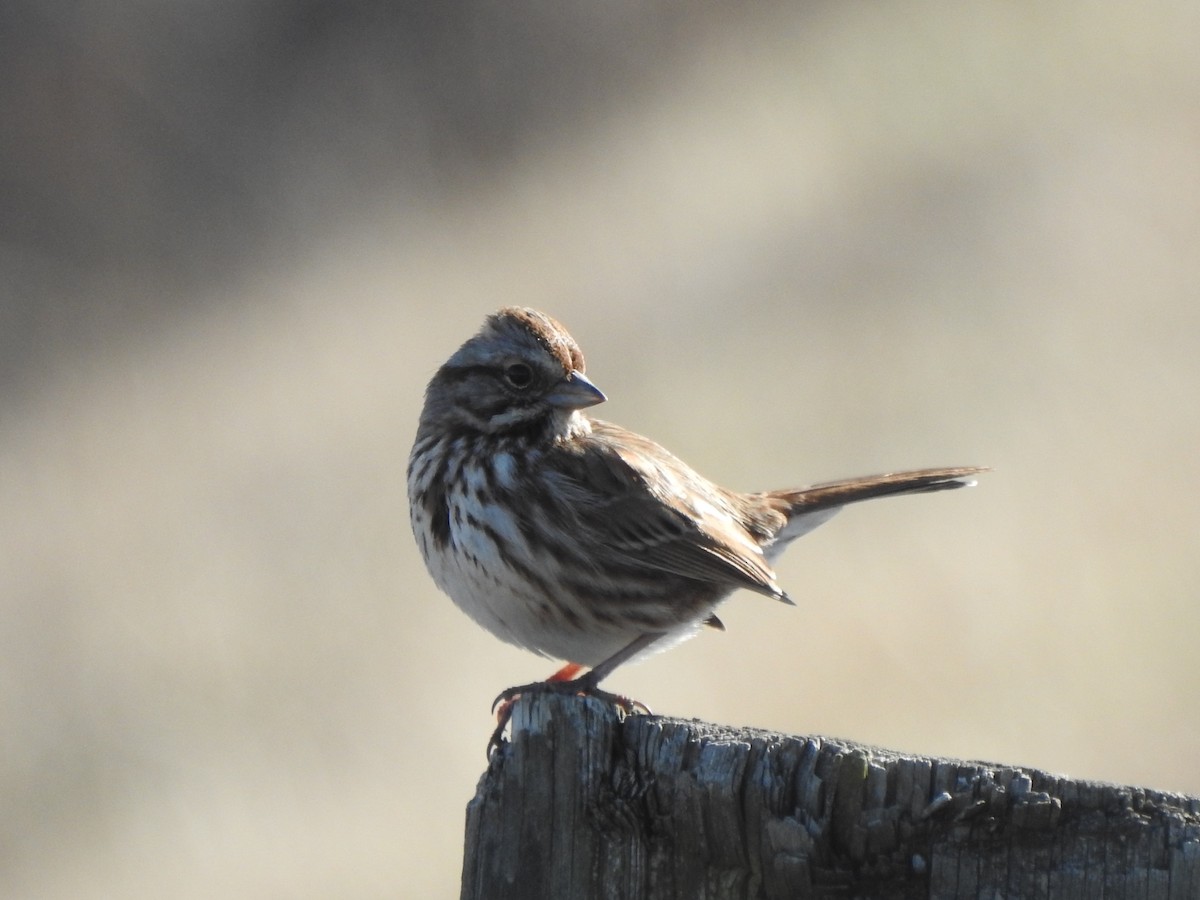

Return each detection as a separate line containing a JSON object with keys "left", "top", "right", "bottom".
{"left": 546, "top": 371, "right": 606, "bottom": 410}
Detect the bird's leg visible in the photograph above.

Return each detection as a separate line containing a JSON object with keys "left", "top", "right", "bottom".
{"left": 570, "top": 631, "right": 662, "bottom": 696}
{"left": 491, "top": 661, "right": 583, "bottom": 730}
{"left": 548, "top": 661, "right": 586, "bottom": 683}
{"left": 487, "top": 634, "right": 663, "bottom": 757}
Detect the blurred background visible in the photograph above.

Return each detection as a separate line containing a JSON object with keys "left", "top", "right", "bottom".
{"left": 2, "top": 2, "right": 1198, "bottom": 896}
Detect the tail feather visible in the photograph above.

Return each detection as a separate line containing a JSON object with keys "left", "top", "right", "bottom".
{"left": 762, "top": 466, "right": 986, "bottom": 553}
{"left": 769, "top": 466, "right": 986, "bottom": 513}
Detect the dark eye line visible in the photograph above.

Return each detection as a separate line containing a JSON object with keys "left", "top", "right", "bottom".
{"left": 439, "top": 362, "right": 542, "bottom": 394}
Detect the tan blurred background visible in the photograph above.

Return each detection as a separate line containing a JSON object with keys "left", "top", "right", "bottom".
{"left": 2, "top": 2, "right": 1198, "bottom": 897}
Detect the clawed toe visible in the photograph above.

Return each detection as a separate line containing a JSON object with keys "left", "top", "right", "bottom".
{"left": 486, "top": 717, "right": 510, "bottom": 759}
{"left": 584, "top": 686, "right": 652, "bottom": 716}
{"left": 490, "top": 679, "right": 573, "bottom": 714}
{"left": 485, "top": 678, "right": 650, "bottom": 757}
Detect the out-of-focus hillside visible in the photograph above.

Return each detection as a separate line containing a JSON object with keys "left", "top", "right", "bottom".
{"left": 2, "top": 3, "right": 1198, "bottom": 897}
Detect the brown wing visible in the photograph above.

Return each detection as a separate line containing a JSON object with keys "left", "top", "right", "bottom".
{"left": 550, "top": 420, "right": 790, "bottom": 602}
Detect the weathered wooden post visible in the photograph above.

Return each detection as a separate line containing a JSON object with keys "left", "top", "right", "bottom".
{"left": 462, "top": 693, "right": 1200, "bottom": 899}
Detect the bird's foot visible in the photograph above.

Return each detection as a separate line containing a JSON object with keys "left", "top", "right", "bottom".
{"left": 487, "top": 666, "right": 651, "bottom": 758}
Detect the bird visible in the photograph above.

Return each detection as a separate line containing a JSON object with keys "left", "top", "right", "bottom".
{"left": 407, "top": 307, "right": 984, "bottom": 751}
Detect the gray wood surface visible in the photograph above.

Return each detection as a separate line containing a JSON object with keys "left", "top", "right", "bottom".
{"left": 462, "top": 693, "right": 1200, "bottom": 899}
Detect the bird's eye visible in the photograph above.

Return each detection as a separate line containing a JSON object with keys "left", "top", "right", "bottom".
{"left": 503, "top": 363, "right": 535, "bottom": 389}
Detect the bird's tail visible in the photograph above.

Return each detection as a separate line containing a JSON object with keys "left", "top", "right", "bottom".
{"left": 762, "top": 466, "right": 987, "bottom": 550}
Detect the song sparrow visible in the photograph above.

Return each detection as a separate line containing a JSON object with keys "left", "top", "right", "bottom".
{"left": 408, "top": 308, "right": 983, "bottom": 751}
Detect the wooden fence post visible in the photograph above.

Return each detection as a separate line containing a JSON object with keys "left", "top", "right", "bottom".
{"left": 461, "top": 693, "right": 1200, "bottom": 899}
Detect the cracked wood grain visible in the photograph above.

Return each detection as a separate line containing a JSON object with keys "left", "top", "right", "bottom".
{"left": 461, "top": 694, "right": 1200, "bottom": 899}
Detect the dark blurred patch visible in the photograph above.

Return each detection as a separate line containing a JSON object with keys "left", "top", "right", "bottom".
{"left": 0, "top": 1, "right": 741, "bottom": 385}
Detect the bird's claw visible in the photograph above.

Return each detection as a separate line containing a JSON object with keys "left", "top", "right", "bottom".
{"left": 485, "top": 679, "right": 651, "bottom": 758}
